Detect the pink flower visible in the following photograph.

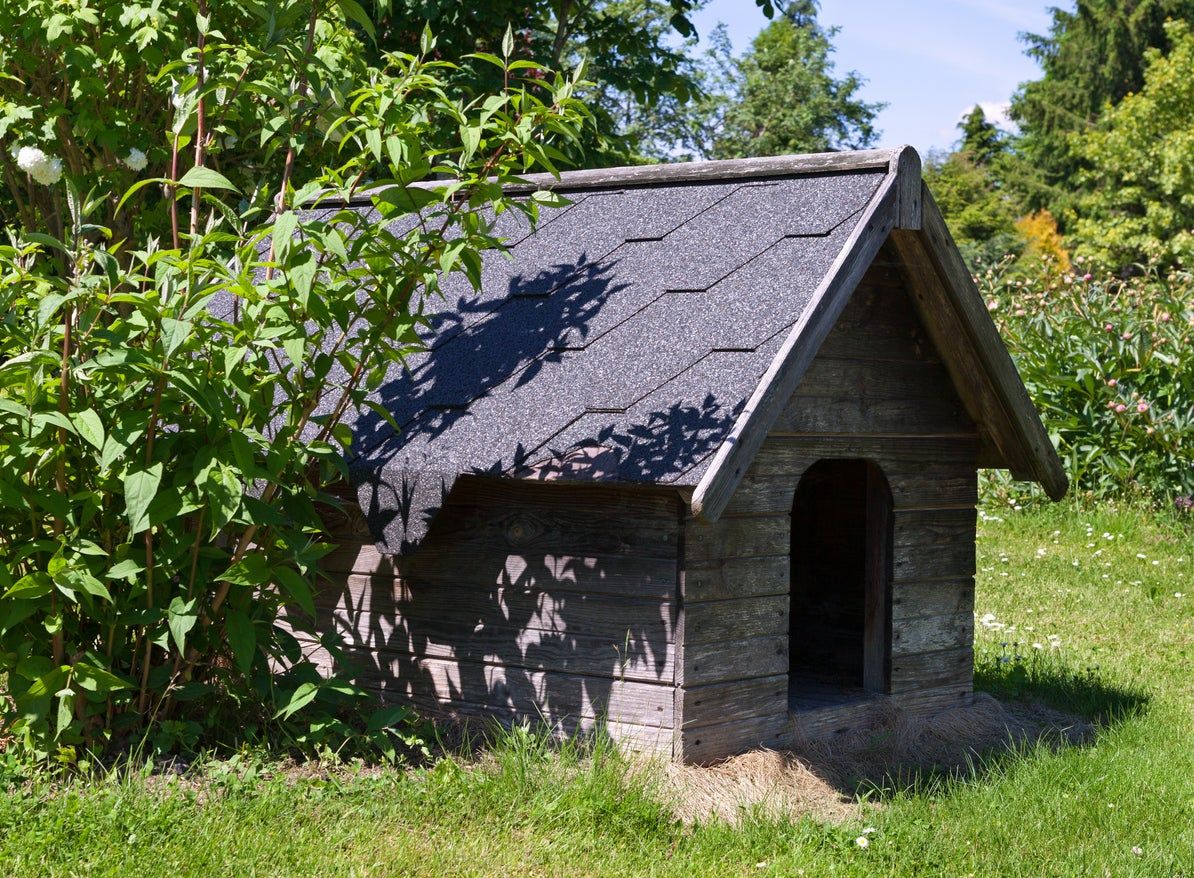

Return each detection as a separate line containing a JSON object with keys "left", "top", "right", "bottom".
{"left": 1160, "top": 312, "right": 1171, "bottom": 323}
{"left": 1137, "top": 402, "right": 1149, "bottom": 413}
{"left": 1107, "top": 378, "right": 1117, "bottom": 387}
{"left": 1115, "top": 404, "right": 1127, "bottom": 413}
{"left": 1015, "top": 309, "right": 1026, "bottom": 316}
{"left": 1107, "top": 400, "right": 1117, "bottom": 409}
{"left": 1105, "top": 324, "right": 1115, "bottom": 332}
{"left": 1121, "top": 332, "right": 1132, "bottom": 340}
{"left": 1146, "top": 427, "right": 1155, "bottom": 435}
{"left": 1083, "top": 273, "right": 1093, "bottom": 282}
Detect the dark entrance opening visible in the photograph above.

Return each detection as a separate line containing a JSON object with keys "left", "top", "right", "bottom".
{"left": 788, "top": 459, "right": 892, "bottom": 709}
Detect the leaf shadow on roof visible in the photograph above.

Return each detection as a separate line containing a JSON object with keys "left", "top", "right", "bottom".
{"left": 350, "top": 252, "right": 627, "bottom": 462}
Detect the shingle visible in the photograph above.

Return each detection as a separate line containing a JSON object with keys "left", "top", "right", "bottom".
{"left": 522, "top": 335, "right": 787, "bottom": 485}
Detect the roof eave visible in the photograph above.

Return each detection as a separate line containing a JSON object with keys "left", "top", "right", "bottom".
{"left": 903, "top": 187, "right": 1068, "bottom": 500}
{"left": 690, "top": 146, "right": 1067, "bottom": 524}
{"left": 690, "top": 146, "right": 923, "bottom": 522}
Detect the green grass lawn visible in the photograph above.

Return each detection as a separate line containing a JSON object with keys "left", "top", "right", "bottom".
{"left": 1, "top": 503, "right": 1191, "bottom": 877}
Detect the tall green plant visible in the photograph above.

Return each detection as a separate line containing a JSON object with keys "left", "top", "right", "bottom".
{"left": 0, "top": 18, "right": 589, "bottom": 763}
{"left": 980, "top": 259, "right": 1192, "bottom": 502}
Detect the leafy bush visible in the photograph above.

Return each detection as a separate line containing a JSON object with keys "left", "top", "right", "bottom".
{"left": 0, "top": 16, "right": 589, "bottom": 765}
{"left": 979, "top": 258, "right": 1193, "bottom": 503}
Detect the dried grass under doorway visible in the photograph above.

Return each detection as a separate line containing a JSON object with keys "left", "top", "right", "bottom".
{"left": 657, "top": 693, "right": 1094, "bottom": 826}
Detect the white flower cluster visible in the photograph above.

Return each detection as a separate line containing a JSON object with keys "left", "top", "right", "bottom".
{"left": 16, "top": 146, "right": 63, "bottom": 185}
{"left": 123, "top": 148, "right": 148, "bottom": 172}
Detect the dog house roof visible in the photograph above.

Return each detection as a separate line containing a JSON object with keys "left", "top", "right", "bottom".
{"left": 341, "top": 147, "right": 1065, "bottom": 552}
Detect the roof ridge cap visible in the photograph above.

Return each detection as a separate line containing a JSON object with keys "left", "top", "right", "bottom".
{"left": 501, "top": 147, "right": 906, "bottom": 192}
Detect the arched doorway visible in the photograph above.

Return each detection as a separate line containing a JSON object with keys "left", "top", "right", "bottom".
{"left": 788, "top": 459, "right": 892, "bottom": 707}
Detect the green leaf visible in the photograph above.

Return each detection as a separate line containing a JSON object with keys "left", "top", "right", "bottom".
{"left": 3, "top": 572, "right": 52, "bottom": 601}
{"left": 71, "top": 408, "right": 105, "bottom": 450}
{"left": 367, "top": 704, "right": 413, "bottom": 733}
{"left": 274, "top": 681, "right": 319, "bottom": 720}
{"left": 61, "top": 568, "right": 113, "bottom": 603}
{"left": 24, "top": 666, "right": 68, "bottom": 699}
{"left": 217, "top": 553, "right": 271, "bottom": 587}
{"left": 116, "top": 177, "right": 170, "bottom": 215}
{"left": 273, "top": 567, "right": 315, "bottom": 617}
{"left": 160, "top": 317, "right": 192, "bottom": 357}
{"left": 272, "top": 211, "right": 298, "bottom": 261}
{"left": 460, "top": 124, "right": 481, "bottom": 163}
{"left": 55, "top": 688, "right": 74, "bottom": 737}
{"left": 225, "top": 609, "right": 256, "bottom": 675}
{"left": 283, "top": 337, "right": 305, "bottom": 370}
{"left": 106, "top": 559, "right": 144, "bottom": 580}
{"left": 288, "top": 252, "right": 317, "bottom": 306}
{"left": 167, "top": 596, "right": 199, "bottom": 654}
{"left": 73, "top": 662, "right": 132, "bottom": 693}
{"left": 124, "top": 463, "right": 164, "bottom": 535}
{"left": 207, "top": 464, "right": 242, "bottom": 535}
{"left": 502, "top": 23, "right": 514, "bottom": 58}
{"left": 178, "top": 166, "right": 239, "bottom": 192}
{"left": 24, "top": 232, "right": 69, "bottom": 254}
{"left": 335, "top": 0, "right": 375, "bottom": 41}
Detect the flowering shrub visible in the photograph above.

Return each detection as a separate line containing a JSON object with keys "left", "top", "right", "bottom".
{"left": 979, "top": 258, "right": 1193, "bottom": 503}
{"left": 0, "top": 13, "right": 589, "bottom": 765}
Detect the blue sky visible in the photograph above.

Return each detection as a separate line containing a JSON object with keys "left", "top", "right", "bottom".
{"left": 689, "top": 0, "right": 1064, "bottom": 155}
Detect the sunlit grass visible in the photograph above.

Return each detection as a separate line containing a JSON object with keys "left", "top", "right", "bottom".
{"left": 0, "top": 503, "right": 1190, "bottom": 877}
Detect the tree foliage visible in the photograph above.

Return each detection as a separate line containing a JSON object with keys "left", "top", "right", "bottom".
{"left": 959, "top": 106, "right": 1005, "bottom": 166}
{"left": 365, "top": 0, "right": 787, "bottom": 164}
{"left": 693, "top": 2, "right": 883, "bottom": 160}
{"left": 0, "top": 0, "right": 373, "bottom": 244}
{"left": 1009, "top": 0, "right": 1194, "bottom": 219}
{"left": 1073, "top": 21, "right": 1194, "bottom": 268}
{"left": 0, "top": 4, "right": 589, "bottom": 763}
{"left": 923, "top": 108, "right": 1023, "bottom": 266}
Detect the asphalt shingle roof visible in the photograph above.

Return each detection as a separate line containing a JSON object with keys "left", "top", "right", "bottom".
{"left": 347, "top": 166, "right": 889, "bottom": 552}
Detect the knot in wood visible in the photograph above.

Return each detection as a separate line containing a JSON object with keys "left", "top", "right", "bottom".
{"left": 503, "top": 513, "right": 546, "bottom": 548}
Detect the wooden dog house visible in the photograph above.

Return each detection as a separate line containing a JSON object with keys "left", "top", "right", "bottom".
{"left": 314, "top": 147, "right": 1066, "bottom": 763}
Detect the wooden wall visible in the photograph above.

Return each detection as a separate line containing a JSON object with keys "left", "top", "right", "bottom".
{"left": 676, "top": 253, "right": 979, "bottom": 763}
{"left": 314, "top": 477, "right": 683, "bottom": 756}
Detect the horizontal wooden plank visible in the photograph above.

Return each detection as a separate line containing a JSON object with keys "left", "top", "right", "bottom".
{"left": 683, "top": 515, "right": 789, "bottom": 564}
{"left": 891, "top": 610, "right": 973, "bottom": 657}
{"left": 680, "top": 675, "right": 788, "bottom": 730}
{"left": 679, "top": 594, "right": 789, "bottom": 645}
{"left": 682, "top": 555, "right": 788, "bottom": 602}
{"left": 317, "top": 574, "right": 674, "bottom": 644}
{"left": 356, "top": 475, "right": 680, "bottom": 564}
{"left": 891, "top": 578, "right": 975, "bottom": 623}
{"left": 748, "top": 436, "right": 977, "bottom": 509}
{"left": 365, "top": 690, "right": 675, "bottom": 756}
{"left": 319, "top": 541, "right": 678, "bottom": 601}
{"left": 790, "top": 356, "right": 961, "bottom": 406}
{"left": 678, "top": 635, "right": 788, "bottom": 687}
{"left": 677, "top": 711, "right": 792, "bottom": 764}
{"left": 320, "top": 606, "right": 675, "bottom": 683}
{"left": 893, "top": 510, "right": 977, "bottom": 582}
{"left": 814, "top": 284, "right": 940, "bottom": 363}
{"left": 350, "top": 655, "right": 674, "bottom": 727}
{"left": 720, "top": 473, "right": 796, "bottom": 516}
{"left": 890, "top": 682, "right": 974, "bottom": 713}
{"left": 890, "top": 646, "right": 973, "bottom": 694}
{"left": 789, "top": 695, "right": 886, "bottom": 741}
{"left": 774, "top": 393, "right": 973, "bottom": 437}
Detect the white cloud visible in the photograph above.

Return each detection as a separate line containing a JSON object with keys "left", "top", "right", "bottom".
{"left": 958, "top": 100, "right": 1017, "bottom": 132}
